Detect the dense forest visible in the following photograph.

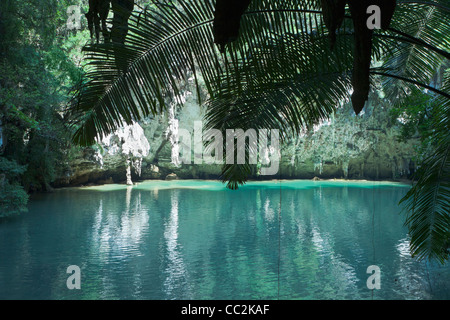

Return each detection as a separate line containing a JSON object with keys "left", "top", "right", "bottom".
{"left": 0, "top": 0, "right": 88, "bottom": 214}
{"left": 0, "top": 0, "right": 449, "bottom": 263}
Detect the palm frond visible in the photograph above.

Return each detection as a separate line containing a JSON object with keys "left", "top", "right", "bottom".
{"left": 400, "top": 69, "right": 450, "bottom": 264}
{"left": 68, "top": 0, "right": 349, "bottom": 147}
{"left": 204, "top": 37, "right": 353, "bottom": 187}
{"left": 69, "top": 0, "right": 219, "bottom": 146}
{"left": 375, "top": 0, "right": 450, "bottom": 101}
{"left": 203, "top": 2, "right": 354, "bottom": 188}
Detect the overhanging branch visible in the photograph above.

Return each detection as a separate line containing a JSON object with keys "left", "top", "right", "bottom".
{"left": 371, "top": 70, "right": 450, "bottom": 99}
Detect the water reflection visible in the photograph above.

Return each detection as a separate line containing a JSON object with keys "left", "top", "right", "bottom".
{"left": 0, "top": 181, "right": 449, "bottom": 300}
{"left": 163, "top": 190, "right": 188, "bottom": 299}
{"left": 91, "top": 187, "right": 150, "bottom": 258}
{"left": 120, "top": 187, "right": 149, "bottom": 249}
{"left": 264, "top": 198, "right": 275, "bottom": 222}
{"left": 392, "top": 238, "right": 433, "bottom": 299}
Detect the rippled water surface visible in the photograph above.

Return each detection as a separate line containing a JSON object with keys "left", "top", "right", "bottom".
{"left": 0, "top": 180, "right": 449, "bottom": 300}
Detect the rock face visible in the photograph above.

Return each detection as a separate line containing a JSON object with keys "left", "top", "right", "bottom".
{"left": 165, "top": 173, "right": 179, "bottom": 180}
{"left": 54, "top": 86, "right": 419, "bottom": 187}
{"left": 278, "top": 95, "right": 419, "bottom": 180}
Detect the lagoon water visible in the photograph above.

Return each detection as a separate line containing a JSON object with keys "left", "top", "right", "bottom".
{"left": 0, "top": 180, "right": 449, "bottom": 300}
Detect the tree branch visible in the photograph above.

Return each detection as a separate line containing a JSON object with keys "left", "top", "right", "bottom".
{"left": 384, "top": 28, "right": 450, "bottom": 60}
{"left": 370, "top": 70, "right": 450, "bottom": 99}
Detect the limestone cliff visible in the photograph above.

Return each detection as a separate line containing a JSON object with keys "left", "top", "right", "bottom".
{"left": 54, "top": 87, "right": 419, "bottom": 187}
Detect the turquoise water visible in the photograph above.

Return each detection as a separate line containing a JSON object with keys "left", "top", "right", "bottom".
{"left": 0, "top": 180, "right": 449, "bottom": 300}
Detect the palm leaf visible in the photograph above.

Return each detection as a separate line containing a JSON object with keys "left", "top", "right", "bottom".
{"left": 68, "top": 0, "right": 220, "bottom": 146}
{"left": 204, "top": 32, "right": 355, "bottom": 188}
{"left": 373, "top": 0, "right": 450, "bottom": 102}
{"left": 202, "top": 2, "right": 354, "bottom": 188}
{"left": 67, "top": 0, "right": 345, "bottom": 145}
{"left": 400, "top": 69, "right": 450, "bottom": 263}
{"left": 400, "top": 125, "right": 450, "bottom": 263}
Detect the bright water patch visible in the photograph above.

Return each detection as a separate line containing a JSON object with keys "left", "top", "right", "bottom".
{"left": 0, "top": 180, "right": 448, "bottom": 299}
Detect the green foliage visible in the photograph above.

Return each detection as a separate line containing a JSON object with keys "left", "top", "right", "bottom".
{"left": 0, "top": 181, "right": 29, "bottom": 218}
{"left": 0, "top": 157, "right": 27, "bottom": 180}
{"left": 376, "top": 1, "right": 450, "bottom": 100}
{"left": 0, "top": 0, "right": 89, "bottom": 216}
{"left": 0, "top": 157, "right": 29, "bottom": 217}
{"left": 400, "top": 68, "right": 450, "bottom": 264}
{"left": 388, "top": 88, "right": 440, "bottom": 162}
